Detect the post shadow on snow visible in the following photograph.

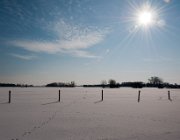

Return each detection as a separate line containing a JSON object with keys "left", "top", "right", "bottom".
{"left": 0, "top": 101, "right": 9, "bottom": 104}
{"left": 94, "top": 90, "right": 104, "bottom": 104}
{"left": 42, "top": 90, "right": 61, "bottom": 105}
{"left": 94, "top": 100, "right": 103, "bottom": 104}
{"left": 0, "top": 91, "right": 11, "bottom": 104}
{"left": 0, "top": 90, "right": 12, "bottom": 104}
{"left": 42, "top": 101, "right": 60, "bottom": 105}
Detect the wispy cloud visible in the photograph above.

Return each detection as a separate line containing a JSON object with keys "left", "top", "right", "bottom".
{"left": 163, "top": 0, "right": 171, "bottom": 3}
{"left": 105, "top": 49, "right": 110, "bottom": 54}
{"left": 10, "top": 53, "right": 37, "bottom": 60}
{"left": 8, "top": 20, "right": 110, "bottom": 58}
{"left": 67, "top": 50, "right": 98, "bottom": 58}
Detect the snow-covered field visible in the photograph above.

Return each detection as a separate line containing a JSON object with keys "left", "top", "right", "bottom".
{"left": 0, "top": 87, "right": 180, "bottom": 140}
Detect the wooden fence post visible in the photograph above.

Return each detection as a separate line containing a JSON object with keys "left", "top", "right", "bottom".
{"left": 9, "top": 90, "right": 11, "bottom": 103}
{"left": 102, "top": 90, "right": 103, "bottom": 101}
{"left": 138, "top": 90, "right": 141, "bottom": 102}
{"left": 59, "top": 90, "right": 61, "bottom": 102}
{"left": 168, "top": 91, "right": 172, "bottom": 101}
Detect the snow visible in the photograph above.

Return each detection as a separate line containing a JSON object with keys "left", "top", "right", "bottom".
{"left": 0, "top": 87, "right": 180, "bottom": 140}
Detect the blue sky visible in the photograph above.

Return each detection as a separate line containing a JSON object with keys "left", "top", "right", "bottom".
{"left": 0, "top": 0, "right": 180, "bottom": 85}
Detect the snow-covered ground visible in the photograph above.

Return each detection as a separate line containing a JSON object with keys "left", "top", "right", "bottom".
{"left": 0, "top": 87, "right": 180, "bottom": 140}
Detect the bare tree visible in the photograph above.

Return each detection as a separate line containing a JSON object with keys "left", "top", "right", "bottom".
{"left": 109, "top": 79, "right": 116, "bottom": 88}
{"left": 71, "top": 81, "right": 76, "bottom": 87}
{"left": 148, "top": 76, "right": 163, "bottom": 85}
{"left": 101, "top": 80, "right": 107, "bottom": 88}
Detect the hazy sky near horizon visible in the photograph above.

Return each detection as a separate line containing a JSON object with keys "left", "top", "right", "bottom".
{"left": 0, "top": 0, "right": 180, "bottom": 85}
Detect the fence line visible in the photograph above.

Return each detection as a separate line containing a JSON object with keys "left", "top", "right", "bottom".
{"left": 0, "top": 89, "right": 175, "bottom": 104}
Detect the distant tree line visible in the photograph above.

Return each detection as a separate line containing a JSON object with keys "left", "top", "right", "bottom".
{"left": 83, "top": 77, "right": 180, "bottom": 89}
{"left": 0, "top": 83, "right": 34, "bottom": 87}
{"left": 46, "top": 81, "right": 75, "bottom": 87}
{"left": 1, "top": 76, "right": 180, "bottom": 89}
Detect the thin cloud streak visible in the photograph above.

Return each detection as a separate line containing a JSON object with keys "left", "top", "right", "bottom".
{"left": 10, "top": 53, "right": 37, "bottom": 60}
{"left": 69, "top": 50, "right": 99, "bottom": 58}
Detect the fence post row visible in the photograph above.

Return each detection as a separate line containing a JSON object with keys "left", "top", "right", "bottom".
{"left": 4, "top": 89, "right": 174, "bottom": 104}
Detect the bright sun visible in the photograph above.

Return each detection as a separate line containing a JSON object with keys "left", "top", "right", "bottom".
{"left": 128, "top": 2, "right": 164, "bottom": 32}
{"left": 138, "top": 11, "right": 153, "bottom": 26}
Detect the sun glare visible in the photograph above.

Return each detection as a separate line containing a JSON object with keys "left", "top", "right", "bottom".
{"left": 130, "top": 2, "right": 160, "bottom": 29}
{"left": 138, "top": 11, "right": 153, "bottom": 26}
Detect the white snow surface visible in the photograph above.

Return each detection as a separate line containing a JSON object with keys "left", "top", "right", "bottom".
{"left": 0, "top": 87, "right": 180, "bottom": 140}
